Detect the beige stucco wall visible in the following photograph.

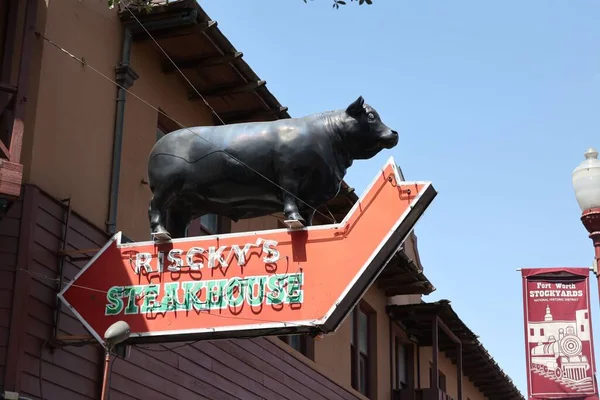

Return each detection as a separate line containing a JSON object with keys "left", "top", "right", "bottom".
{"left": 22, "top": 0, "right": 212, "bottom": 241}
{"left": 117, "top": 41, "right": 212, "bottom": 241}
{"left": 418, "top": 346, "right": 487, "bottom": 400}
{"left": 315, "top": 284, "right": 393, "bottom": 400}
{"left": 24, "top": 0, "right": 121, "bottom": 227}
{"left": 315, "top": 300, "right": 354, "bottom": 390}
{"left": 16, "top": 2, "right": 496, "bottom": 400}
{"left": 231, "top": 215, "right": 280, "bottom": 233}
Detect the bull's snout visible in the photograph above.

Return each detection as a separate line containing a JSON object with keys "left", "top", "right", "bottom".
{"left": 381, "top": 129, "right": 399, "bottom": 149}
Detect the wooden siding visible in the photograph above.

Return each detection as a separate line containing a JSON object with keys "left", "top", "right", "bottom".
{"left": 0, "top": 197, "right": 22, "bottom": 391}
{"left": 1, "top": 185, "right": 362, "bottom": 400}
{"left": 22, "top": 186, "right": 105, "bottom": 399}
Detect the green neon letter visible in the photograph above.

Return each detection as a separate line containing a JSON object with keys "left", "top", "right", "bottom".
{"left": 266, "top": 275, "right": 285, "bottom": 305}
{"left": 105, "top": 286, "right": 124, "bottom": 316}
{"left": 157, "top": 282, "right": 186, "bottom": 312}
{"left": 182, "top": 281, "right": 207, "bottom": 311}
{"left": 227, "top": 278, "right": 245, "bottom": 308}
{"left": 286, "top": 273, "right": 304, "bottom": 304}
{"left": 246, "top": 276, "right": 266, "bottom": 306}
{"left": 207, "top": 279, "right": 227, "bottom": 310}
{"left": 123, "top": 285, "right": 145, "bottom": 315}
{"left": 140, "top": 285, "right": 160, "bottom": 314}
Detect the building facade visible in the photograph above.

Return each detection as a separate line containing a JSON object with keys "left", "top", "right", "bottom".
{"left": 0, "top": 1, "right": 523, "bottom": 399}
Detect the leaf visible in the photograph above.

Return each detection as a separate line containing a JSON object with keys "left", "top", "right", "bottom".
{"left": 365, "top": 0, "right": 372, "bottom": 3}
{"left": 337, "top": 1, "right": 346, "bottom": 4}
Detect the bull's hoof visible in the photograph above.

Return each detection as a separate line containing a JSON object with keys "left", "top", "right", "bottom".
{"left": 152, "top": 231, "right": 172, "bottom": 243}
{"left": 284, "top": 219, "right": 305, "bottom": 230}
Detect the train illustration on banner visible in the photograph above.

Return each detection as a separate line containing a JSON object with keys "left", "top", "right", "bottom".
{"left": 528, "top": 304, "right": 594, "bottom": 393}
{"left": 530, "top": 327, "right": 590, "bottom": 380}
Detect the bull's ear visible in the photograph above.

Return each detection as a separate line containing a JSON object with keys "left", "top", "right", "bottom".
{"left": 346, "top": 96, "right": 365, "bottom": 117}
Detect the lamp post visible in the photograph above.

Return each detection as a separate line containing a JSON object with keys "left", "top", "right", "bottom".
{"left": 100, "top": 321, "right": 131, "bottom": 400}
{"left": 572, "top": 148, "right": 600, "bottom": 288}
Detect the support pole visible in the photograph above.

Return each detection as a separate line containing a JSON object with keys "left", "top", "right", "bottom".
{"left": 100, "top": 348, "right": 111, "bottom": 400}
{"left": 432, "top": 317, "right": 439, "bottom": 390}
{"left": 580, "top": 208, "right": 600, "bottom": 304}
{"left": 457, "top": 341, "right": 463, "bottom": 400}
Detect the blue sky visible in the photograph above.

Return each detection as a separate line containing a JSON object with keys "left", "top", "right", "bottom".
{"left": 199, "top": 0, "right": 600, "bottom": 395}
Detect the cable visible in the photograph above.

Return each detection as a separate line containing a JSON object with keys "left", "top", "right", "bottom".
{"left": 23, "top": 266, "right": 318, "bottom": 328}
{"left": 135, "top": 340, "right": 200, "bottom": 352}
{"left": 121, "top": 0, "right": 336, "bottom": 223}
{"left": 27, "top": 261, "right": 319, "bottom": 354}
{"left": 120, "top": 1, "right": 226, "bottom": 126}
{"left": 35, "top": 28, "right": 336, "bottom": 224}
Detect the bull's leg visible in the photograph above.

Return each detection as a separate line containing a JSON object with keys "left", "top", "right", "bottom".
{"left": 281, "top": 190, "right": 303, "bottom": 221}
{"left": 299, "top": 208, "right": 315, "bottom": 226}
{"left": 280, "top": 175, "right": 308, "bottom": 228}
{"left": 148, "top": 194, "right": 171, "bottom": 241}
{"left": 166, "top": 208, "right": 191, "bottom": 239}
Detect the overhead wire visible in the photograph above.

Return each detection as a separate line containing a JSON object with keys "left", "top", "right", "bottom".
{"left": 35, "top": 1, "right": 337, "bottom": 225}
{"left": 27, "top": 259, "right": 318, "bottom": 355}
{"left": 29, "top": 2, "right": 349, "bottom": 356}
{"left": 22, "top": 264, "right": 316, "bottom": 329}
{"left": 119, "top": 0, "right": 336, "bottom": 224}
{"left": 29, "top": 255, "right": 311, "bottom": 391}
{"left": 120, "top": 1, "right": 227, "bottom": 126}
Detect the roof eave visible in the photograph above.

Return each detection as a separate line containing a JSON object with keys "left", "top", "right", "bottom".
{"left": 387, "top": 300, "right": 525, "bottom": 400}
{"left": 117, "top": 0, "right": 291, "bottom": 123}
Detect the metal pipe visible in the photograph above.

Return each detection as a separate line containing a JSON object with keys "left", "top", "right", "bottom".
{"left": 389, "top": 315, "right": 394, "bottom": 399}
{"left": 432, "top": 317, "right": 439, "bottom": 389}
{"left": 106, "top": 9, "right": 199, "bottom": 234}
{"left": 416, "top": 344, "right": 421, "bottom": 388}
{"left": 457, "top": 341, "right": 463, "bottom": 400}
{"left": 100, "top": 348, "right": 111, "bottom": 400}
{"left": 106, "top": 27, "right": 133, "bottom": 235}
{"left": 53, "top": 198, "right": 71, "bottom": 340}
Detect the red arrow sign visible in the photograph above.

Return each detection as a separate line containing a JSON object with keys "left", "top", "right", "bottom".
{"left": 58, "top": 157, "right": 436, "bottom": 346}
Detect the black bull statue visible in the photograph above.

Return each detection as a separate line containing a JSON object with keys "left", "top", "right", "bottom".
{"left": 147, "top": 96, "right": 399, "bottom": 240}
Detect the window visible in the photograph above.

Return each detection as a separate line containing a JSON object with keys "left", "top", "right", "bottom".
{"left": 540, "top": 328, "right": 545, "bottom": 336}
{"left": 429, "top": 364, "right": 446, "bottom": 391}
{"left": 395, "top": 336, "right": 410, "bottom": 389}
{"left": 278, "top": 334, "right": 314, "bottom": 360}
{"left": 440, "top": 371, "right": 446, "bottom": 391}
{"left": 200, "top": 214, "right": 218, "bottom": 233}
{"left": 156, "top": 126, "right": 166, "bottom": 142}
{"left": 351, "top": 302, "right": 375, "bottom": 398}
{"left": 581, "top": 325, "right": 585, "bottom": 332}
{"left": 187, "top": 214, "right": 220, "bottom": 236}
{"left": 530, "top": 328, "right": 534, "bottom": 336}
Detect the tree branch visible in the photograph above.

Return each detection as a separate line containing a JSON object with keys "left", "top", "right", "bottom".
{"left": 109, "top": 0, "right": 373, "bottom": 12}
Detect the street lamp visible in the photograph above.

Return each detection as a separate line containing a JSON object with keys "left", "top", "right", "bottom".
{"left": 572, "top": 147, "right": 600, "bottom": 276}
{"left": 100, "top": 321, "right": 131, "bottom": 400}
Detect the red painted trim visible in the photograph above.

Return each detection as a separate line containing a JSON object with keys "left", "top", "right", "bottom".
{"left": 0, "top": 0, "right": 37, "bottom": 198}
{"left": 0, "top": 160, "right": 23, "bottom": 197}
{"left": 4, "top": 185, "right": 38, "bottom": 392}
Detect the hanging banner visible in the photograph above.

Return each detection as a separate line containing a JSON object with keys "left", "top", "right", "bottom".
{"left": 521, "top": 268, "right": 598, "bottom": 400}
